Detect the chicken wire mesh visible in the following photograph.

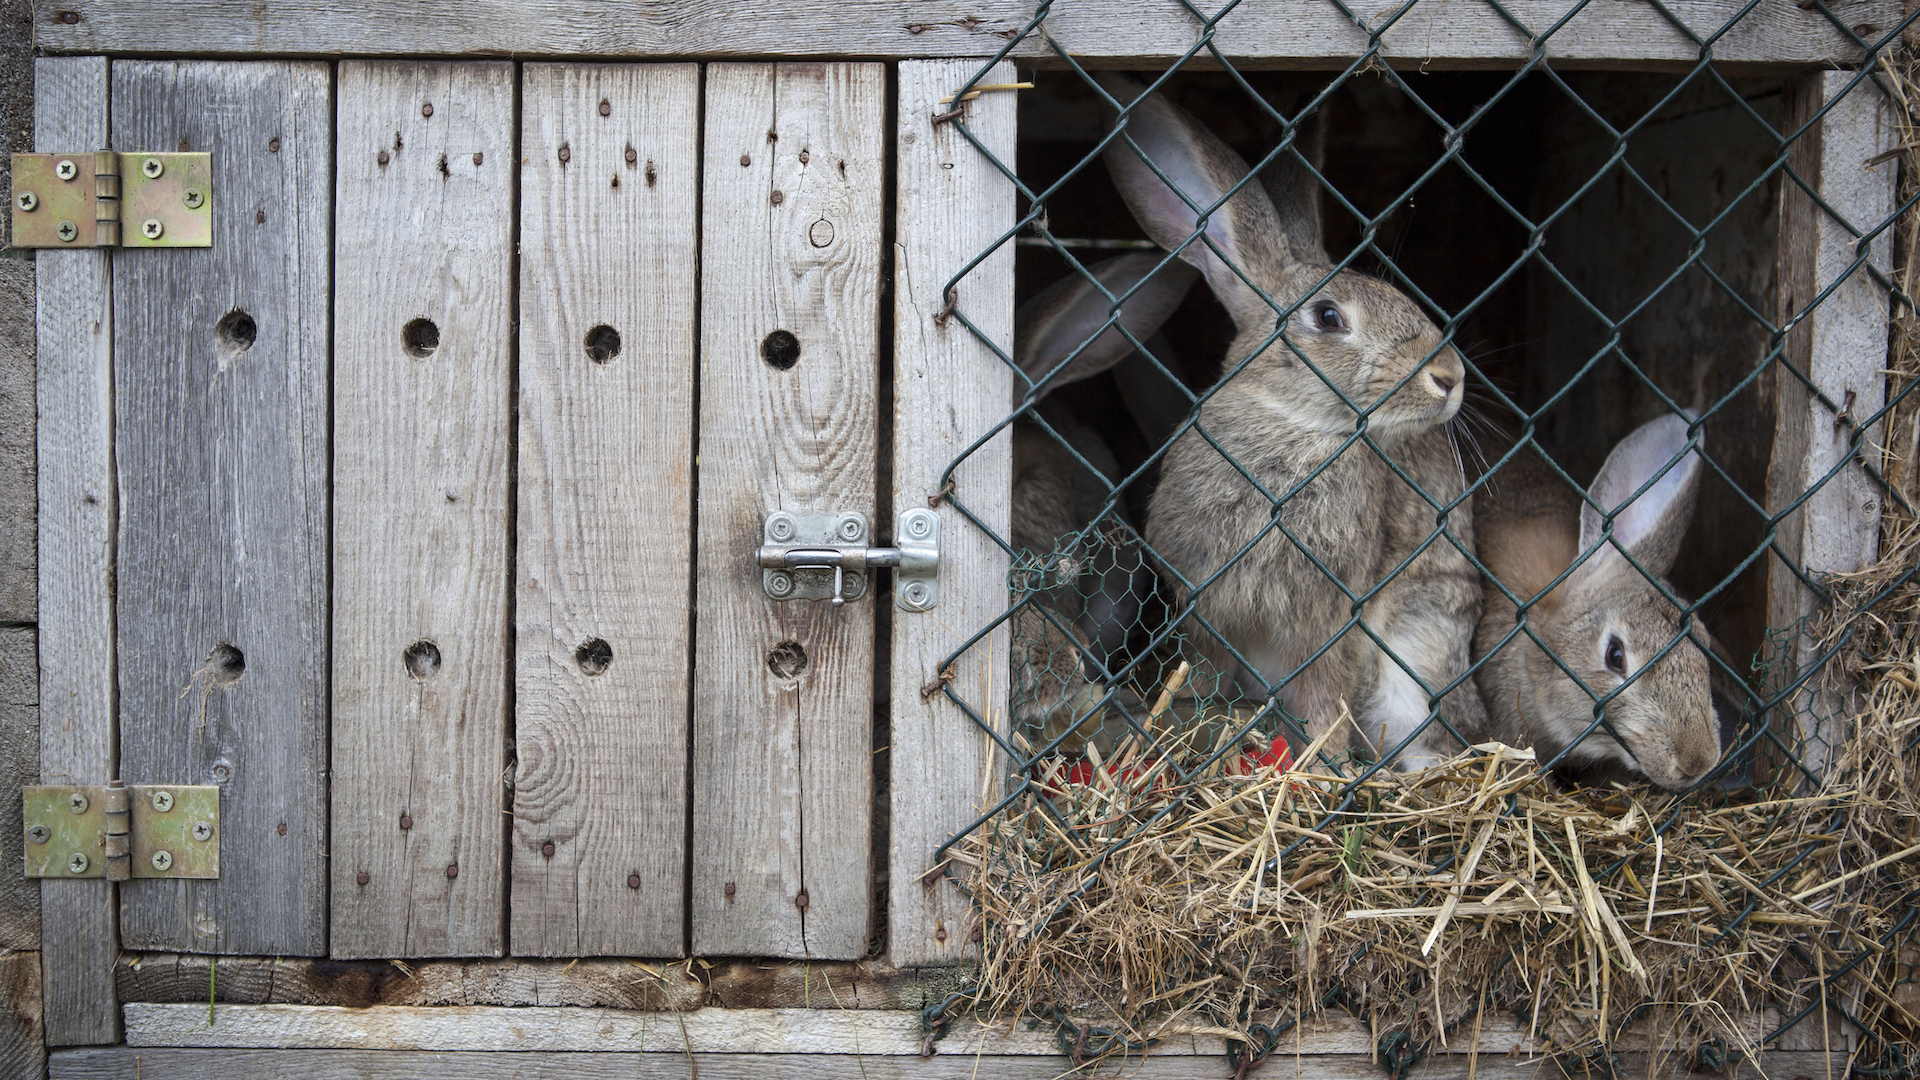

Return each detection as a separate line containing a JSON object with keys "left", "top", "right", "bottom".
{"left": 915, "top": 1, "right": 1920, "bottom": 1074}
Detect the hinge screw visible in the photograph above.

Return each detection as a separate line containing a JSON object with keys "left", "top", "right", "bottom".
{"left": 151, "top": 790, "right": 175, "bottom": 813}
{"left": 183, "top": 188, "right": 204, "bottom": 209}
{"left": 15, "top": 191, "right": 36, "bottom": 211}
{"left": 903, "top": 581, "right": 931, "bottom": 609}
{"left": 67, "top": 853, "right": 89, "bottom": 874}
{"left": 26, "top": 825, "right": 50, "bottom": 845}
{"left": 837, "top": 515, "right": 863, "bottom": 542}
{"left": 141, "top": 157, "right": 164, "bottom": 179}
{"left": 141, "top": 218, "right": 164, "bottom": 240}
{"left": 151, "top": 850, "right": 174, "bottom": 872}
{"left": 67, "top": 792, "right": 89, "bottom": 814}
{"left": 54, "top": 159, "right": 77, "bottom": 181}
{"left": 191, "top": 821, "right": 213, "bottom": 842}
{"left": 767, "top": 571, "right": 794, "bottom": 598}
{"left": 55, "top": 221, "right": 77, "bottom": 242}
{"left": 768, "top": 514, "right": 796, "bottom": 542}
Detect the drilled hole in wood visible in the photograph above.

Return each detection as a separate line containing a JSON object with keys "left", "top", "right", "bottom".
{"left": 760, "top": 330, "right": 800, "bottom": 371}
{"left": 402, "top": 318, "right": 440, "bottom": 359}
{"left": 575, "top": 638, "right": 613, "bottom": 676}
{"left": 767, "top": 640, "right": 807, "bottom": 680}
{"left": 215, "top": 310, "right": 256, "bottom": 355}
{"left": 585, "top": 325, "right": 621, "bottom": 364}
{"left": 403, "top": 640, "right": 442, "bottom": 679}
{"left": 204, "top": 643, "right": 245, "bottom": 683}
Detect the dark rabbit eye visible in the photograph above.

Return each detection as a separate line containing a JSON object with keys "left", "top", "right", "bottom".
{"left": 1605, "top": 635, "right": 1628, "bottom": 676}
{"left": 1309, "top": 302, "right": 1348, "bottom": 332}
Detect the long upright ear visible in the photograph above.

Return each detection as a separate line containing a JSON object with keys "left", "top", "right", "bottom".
{"left": 1576, "top": 412, "right": 1702, "bottom": 581}
{"left": 1097, "top": 73, "right": 1290, "bottom": 333}
{"left": 1015, "top": 252, "right": 1198, "bottom": 399}
{"left": 1258, "top": 100, "right": 1329, "bottom": 266}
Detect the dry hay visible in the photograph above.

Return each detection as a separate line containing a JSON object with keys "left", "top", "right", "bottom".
{"left": 950, "top": 56, "right": 1920, "bottom": 1073}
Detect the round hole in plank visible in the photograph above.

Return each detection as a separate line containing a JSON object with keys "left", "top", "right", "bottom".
{"left": 215, "top": 310, "right": 257, "bottom": 356}
{"left": 767, "top": 640, "right": 807, "bottom": 680}
{"left": 204, "top": 643, "right": 245, "bottom": 683}
{"left": 584, "top": 325, "right": 621, "bottom": 364}
{"left": 760, "top": 330, "right": 800, "bottom": 371}
{"left": 403, "top": 640, "right": 442, "bottom": 679}
{"left": 402, "top": 318, "right": 440, "bottom": 359}
{"left": 574, "top": 638, "right": 613, "bottom": 676}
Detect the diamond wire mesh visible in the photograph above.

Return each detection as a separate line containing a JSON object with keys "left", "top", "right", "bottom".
{"left": 921, "top": 1, "right": 1920, "bottom": 1071}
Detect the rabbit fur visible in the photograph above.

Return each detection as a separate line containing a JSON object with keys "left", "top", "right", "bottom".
{"left": 1098, "top": 74, "right": 1486, "bottom": 764}
{"left": 1471, "top": 413, "right": 1723, "bottom": 790}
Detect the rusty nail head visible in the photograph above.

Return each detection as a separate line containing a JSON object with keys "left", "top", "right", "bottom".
{"left": 473, "top": 152, "right": 483, "bottom": 166}
{"left": 269, "top": 138, "right": 281, "bottom": 153}
{"left": 142, "top": 218, "right": 164, "bottom": 240}
{"left": 625, "top": 148, "right": 638, "bottom": 164}
{"left": 1855, "top": 22, "right": 1875, "bottom": 35}
{"left": 152, "top": 850, "right": 174, "bottom": 872}
{"left": 68, "top": 853, "right": 89, "bottom": 874}
{"left": 27, "top": 825, "right": 49, "bottom": 845}
{"left": 141, "top": 157, "right": 164, "bottom": 179}
{"left": 795, "top": 891, "right": 809, "bottom": 910}
{"left": 256, "top": 210, "right": 267, "bottom": 224}
{"left": 55, "top": 159, "right": 78, "bottom": 181}
{"left": 55, "top": 10, "right": 80, "bottom": 24}
{"left": 542, "top": 841, "right": 556, "bottom": 857}
{"left": 378, "top": 150, "right": 390, "bottom": 165}
{"left": 15, "top": 191, "right": 36, "bottom": 211}
{"left": 724, "top": 882, "right": 736, "bottom": 897}
{"left": 422, "top": 103, "right": 434, "bottom": 118}
{"left": 627, "top": 874, "right": 641, "bottom": 889}
{"left": 277, "top": 823, "right": 287, "bottom": 836}
{"left": 559, "top": 145, "right": 571, "bottom": 163}
{"left": 183, "top": 188, "right": 204, "bottom": 209}
{"left": 68, "top": 792, "right": 89, "bottom": 814}
{"left": 399, "top": 814, "right": 413, "bottom": 830}
{"left": 356, "top": 871, "right": 370, "bottom": 886}
{"left": 740, "top": 154, "right": 751, "bottom": 167}
{"left": 771, "top": 190, "right": 784, "bottom": 205}
{"left": 446, "top": 864, "right": 458, "bottom": 879}
{"left": 192, "top": 821, "right": 213, "bottom": 842}
{"left": 152, "top": 790, "right": 175, "bottom": 813}
{"left": 599, "top": 99, "right": 611, "bottom": 116}
{"left": 800, "top": 150, "right": 810, "bottom": 164}
{"left": 935, "top": 927, "right": 947, "bottom": 941}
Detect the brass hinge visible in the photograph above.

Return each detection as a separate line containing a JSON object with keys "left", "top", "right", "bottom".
{"left": 22, "top": 782, "right": 221, "bottom": 879}
{"left": 9, "top": 152, "right": 212, "bottom": 249}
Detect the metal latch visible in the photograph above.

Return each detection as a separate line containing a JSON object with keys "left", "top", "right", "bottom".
{"left": 10, "top": 152, "right": 213, "bottom": 248}
{"left": 759, "top": 509, "right": 940, "bottom": 611}
{"left": 22, "top": 782, "right": 220, "bottom": 880}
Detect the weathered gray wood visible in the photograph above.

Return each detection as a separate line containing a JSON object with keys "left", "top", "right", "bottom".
{"left": 693, "top": 62, "right": 885, "bottom": 959}
{"left": 1766, "top": 70, "right": 1895, "bottom": 784}
{"left": 34, "top": 53, "right": 119, "bottom": 1048}
{"left": 0, "top": 950, "right": 46, "bottom": 1080}
{"left": 331, "top": 60, "right": 515, "bottom": 959}
{"left": 0, "top": 626, "right": 41, "bottom": 948}
{"left": 888, "top": 60, "right": 1016, "bottom": 968}
{"left": 0, "top": 255, "right": 30, "bottom": 622}
{"left": 117, "top": 954, "right": 973, "bottom": 1012}
{"left": 111, "top": 59, "right": 332, "bottom": 958}
{"left": 512, "top": 62, "right": 699, "bottom": 959}
{"left": 31, "top": 0, "right": 1894, "bottom": 71}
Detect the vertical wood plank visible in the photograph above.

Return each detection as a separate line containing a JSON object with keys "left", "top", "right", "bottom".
{"left": 512, "top": 62, "right": 699, "bottom": 958}
{"left": 111, "top": 60, "right": 332, "bottom": 958}
{"left": 693, "top": 62, "right": 885, "bottom": 959}
{"left": 34, "top": 53, "right": 120, "bottom": 1047}
{"left": 0, "top": 627, "right": 39, "bottom": 949}
{"left": 0, "top": 950, "right": 46, "bottom": 1079}
{"left": 332, "top": 61, "right": 515, "bottom": 959}
{"left": 888, "top": 60, "right": 1016, "bottom": 966}
{"left": 1766, "top": 71, "right": 1894, "bottom": 783}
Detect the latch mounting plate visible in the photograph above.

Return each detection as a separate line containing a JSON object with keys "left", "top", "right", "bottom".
{"left": 759, "top": 508, "right": 940, "bottom": 611}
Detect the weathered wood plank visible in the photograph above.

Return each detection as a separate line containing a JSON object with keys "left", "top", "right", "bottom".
{"left": 117, "top": 954, "right": 972, "bottom": 1012}
{"left": 692, "top": 62, "right": 885, "bottom": 959}
{"left": 513, "top": 61, "right": 699, "bottom": 959}
{"left": 1765, "top": 70, "right": 1896, "bottom": 784}
{"left": 0, "top": 628, "right": 40, "bottom": 949}
{"left": 31, "top": 0, "right": 1894, "bottom": 71}
{"left": 331, "top": 60, "right": 515, "bottom": 959}
{"left": 111, "top": 59, "right": 332, "bottom": 958}
{"left": 0, "top": 951, "right": 46, "bottom": 1080}
{"left": 888, "top": 60, "right": 1016, "bottom": 968}
{"left": 40, "top": 1048, "right": 1865, "bottom": 1080}
{"left": 34, "top": 52, "right": 119, "bottom": 1048}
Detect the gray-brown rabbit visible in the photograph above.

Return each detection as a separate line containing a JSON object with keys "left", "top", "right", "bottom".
{"left": 1472, "top": 413, "right": 1722, "bottom": 790}
{"left": 1099, "top": 74, "right": 1485, "bottom": 763}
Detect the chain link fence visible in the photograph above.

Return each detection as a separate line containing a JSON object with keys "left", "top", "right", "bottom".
{"left": 921, "top": 2, "right": 1920, "bottom": 1073}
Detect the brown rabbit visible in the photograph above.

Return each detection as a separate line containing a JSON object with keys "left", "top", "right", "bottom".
{"left": 1472, "top": 414, "right": 1723, "bottom": 790}
{"left": 1099, "top": 74, "right": 1483, "bottom": 762}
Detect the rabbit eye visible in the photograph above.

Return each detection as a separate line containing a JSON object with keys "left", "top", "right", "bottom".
{"left": 1605, "top": 636, "right": 1628, "bottom": 676}
{"left": 1309, "top": 302, "right": 1349, "bottom": 333}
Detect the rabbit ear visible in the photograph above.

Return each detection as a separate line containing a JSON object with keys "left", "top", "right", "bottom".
{"left": 1258, "top": 101, "right": 1329, "bottom": 266}
{"left": 1016, "top": 252, "right": 1198, "bottom": 398}
{"left": 1098, "top": 73, "right": 1291, "bottom": 333}
{"left": 1575, "top": 413, "right": 1703, "bottom": 582}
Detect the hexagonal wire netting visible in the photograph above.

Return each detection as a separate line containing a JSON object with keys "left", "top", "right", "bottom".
{"left": 915, "top": 1, "right": 1920, "bottom": 1073}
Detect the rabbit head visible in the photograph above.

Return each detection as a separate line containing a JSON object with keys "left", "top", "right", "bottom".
{"left": 1476, "top": 414, "right": 1722, "bottom": 790}
{"left": 1098, "top": 75, "right": 1465, "bottom": 442}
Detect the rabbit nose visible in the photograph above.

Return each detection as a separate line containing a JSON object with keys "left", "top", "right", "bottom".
{"left": 1429, "top": 371, "right": 1457, "bottom": 396}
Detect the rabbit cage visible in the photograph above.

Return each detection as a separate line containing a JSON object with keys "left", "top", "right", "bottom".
{"left": 8, "top": 1, "right": 1920, "bottom": 1078}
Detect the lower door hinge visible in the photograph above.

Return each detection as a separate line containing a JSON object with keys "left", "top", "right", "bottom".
{"left": 10, "top": 151, "right": 213, "bottom": 249}
{"left": 23, "top": 781, "right": 221, "bottom": 879}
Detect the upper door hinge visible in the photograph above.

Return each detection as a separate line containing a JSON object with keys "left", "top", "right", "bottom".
{"left": 22, "top": 781, "right": 221, "bottom": 880}
{"left": 9, "top": 151, "right": 213, "bottom": 249}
